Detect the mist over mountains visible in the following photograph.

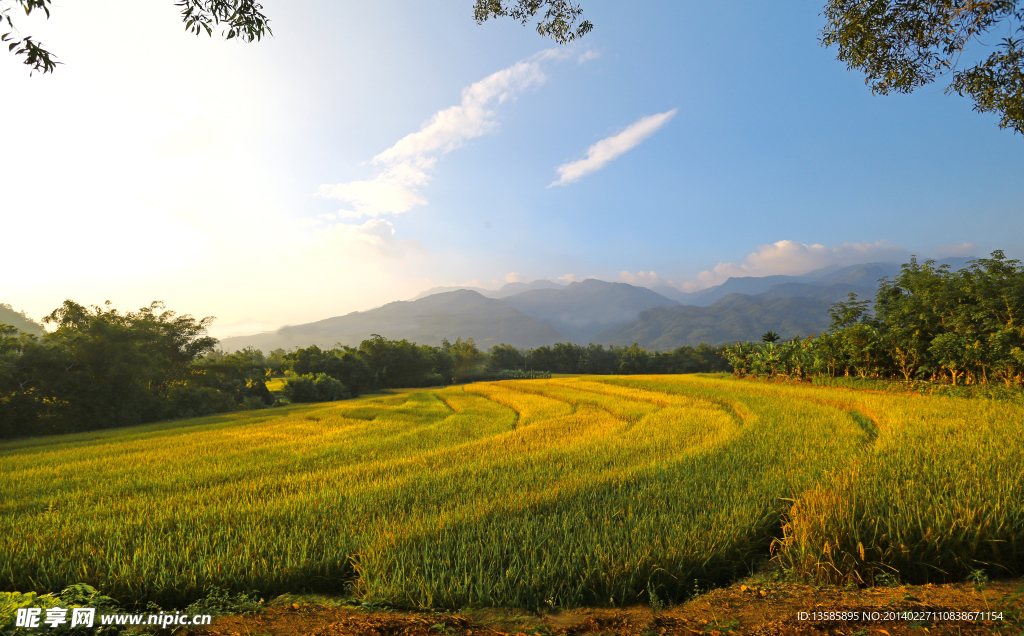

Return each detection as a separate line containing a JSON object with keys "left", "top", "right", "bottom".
{"left": 218, "top": 258, "right": 975, "bottom": 353}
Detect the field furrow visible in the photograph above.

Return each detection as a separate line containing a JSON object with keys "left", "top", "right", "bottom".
{"left": 1, "top": 375, "right": 1021, "bottom": 609}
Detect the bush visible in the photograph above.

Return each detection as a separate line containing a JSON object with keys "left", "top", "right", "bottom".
{"left": 165, "top": 386, "right": 236, "bottom": 419}
{"left": 283, "top": 373, "right": 349, "bottom": 403}
{"left": 495, "top": 369, "right": 552, "bottom": 380}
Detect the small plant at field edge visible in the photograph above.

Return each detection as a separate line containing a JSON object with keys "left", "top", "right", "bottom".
{"left": 646, "top": 582, "right": 663, "bottom": 616}
{"left": 875, "top": 572, "right": 900, "bottom": 588}
{"left": 185, "top": 587, "right": 262, "bottom": 616}
{"left": 967, "top": 568, "right": 990, "bottom": 590}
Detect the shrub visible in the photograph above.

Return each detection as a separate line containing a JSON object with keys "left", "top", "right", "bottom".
{"left": 165, "top": 386, "right": 236, "bottom": 419}
{"left": 283, "top": 373, "right": 349, "bottom": 403}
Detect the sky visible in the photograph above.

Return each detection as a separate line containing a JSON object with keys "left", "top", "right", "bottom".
{"left": 4, "top": 0, "right": 1022, "bottom": 338}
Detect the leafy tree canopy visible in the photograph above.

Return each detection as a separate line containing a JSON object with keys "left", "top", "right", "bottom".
{"left": 4, "top": 0, "right": 591, "bottom": 75}
{"left": 473, "top": 0, "right": 592, "bottom": 44}
{"left": 822, "top": 0, "right": 1024, "bottom": 133}
{"left": 3, "top": 0, "right": 271, "bottom": 74}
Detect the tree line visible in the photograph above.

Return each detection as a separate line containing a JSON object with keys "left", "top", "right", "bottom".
{"left": 723, "top": 251, "right": 1024, "bottom": 387}
{"left": 0, "top": 301, "right": 731, "bottom": 439}
{"left": 12, "top": 251, "right": 1014, "bottom": 440}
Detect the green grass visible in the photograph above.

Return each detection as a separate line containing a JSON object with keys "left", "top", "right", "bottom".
{"left": 1, "top": 376, "right": 1021, "bottom": 609}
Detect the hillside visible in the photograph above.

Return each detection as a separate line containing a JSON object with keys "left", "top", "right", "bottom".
{"left": 653, "top": 259, "right": 973, "bottom": 307}
{"left": 498, "top": 279, "right": 679, "bottom": 344}
{"left": 0, "top": 304, "right": 45, "bottom": 336}
{"left": 597, "top": 294, "right": 833, "bottom": 348}
{"left": 219, "top": 290, "right": 564, "bottom": 351}
{"left": 408, "top": 279, "right": 565, "bottom": 301}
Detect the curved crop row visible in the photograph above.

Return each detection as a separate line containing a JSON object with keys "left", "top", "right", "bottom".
{"left": 0, "top": 376, "right": 1020, "bottom": 608}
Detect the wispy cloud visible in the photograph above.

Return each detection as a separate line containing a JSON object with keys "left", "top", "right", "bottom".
{"left": 318, "top": 48, "right": 583, "bottom": 218}
{"left": 549, "top": 109, "right": 677, "bottom": 187}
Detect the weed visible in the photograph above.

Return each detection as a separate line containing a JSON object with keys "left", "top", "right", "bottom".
{"left": 185, "top": 587, "right": 262, "bottom": 617}
{"left": 876, "top": 572, "right": 900, "bottom": 588}
{"left": 646, "top": 582, "right": 663, "bottom": 616}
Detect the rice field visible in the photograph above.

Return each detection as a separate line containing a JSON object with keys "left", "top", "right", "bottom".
{"left": 1, "top": 374, "right": 1022, "bottom": 609}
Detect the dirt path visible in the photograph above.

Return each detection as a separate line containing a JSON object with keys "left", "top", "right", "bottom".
{"left": 183, "top": 578, "right": 1023, "bottom": 636}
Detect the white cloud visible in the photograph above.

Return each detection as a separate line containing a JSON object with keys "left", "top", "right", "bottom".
{"left": 312, "top": 219, "right": 423, "bottom": 262}
{"left": 317, "top": 178, "right": 428, "bottom": 217}
{"left": 504, "top": 272, "right": 526, "bottom": 283}
{"left": 557, "top": 274, "right": 583, "bottom": 283}
{"left": 937, "top": 243, "right": 978, "bottom": 257}
{"left": 619, "top": 270, "right": 663, "bottom": 286}
{"left": 318, "top": 49, "right": 576, "bottom": 218}
{"left": 549, "top": 109, "right": 678, "bottom": 187}
{"left": 691, "top": 240, "right": 910, "bottom": 288}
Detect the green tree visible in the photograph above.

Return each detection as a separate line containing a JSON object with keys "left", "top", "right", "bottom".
{"left": 487, "top": 343, "right": 526, "bottom": 372}
{"left": 193, "top": 346, "right": 273, "bottom": 406}
{"left": 822, "top": 0, "right": 1024, "bottom": 133}
{"left": 446, "top": 337, "right": 487, "bottom": 382}
{"left": 283, "top": 373, "right": 348, "bottom": 403}
{"left": 284, "top": 344, "right": 372, "bottom": 395}
{"left": 0, "top": 300, "right": 220, "bottom": 437}
{"left": 3, "top": 0, "right": 271, "bottom": 74}
{"left": 581, "top": 343, "right": 620, "bottom": 374}
{"left": 473, "top": 0, "right": 593, "bottom": 44}
{"left": 618, "top": 343, "right": 649, "bottom": 374}
{"left": 6, "top": 0, "right": 593, "bottom": 75}
{"left": 829, "top": 292, "right": 874, "bottom": 331}
{"left": 358, "top": 334, "right": 439, "bottom": 388}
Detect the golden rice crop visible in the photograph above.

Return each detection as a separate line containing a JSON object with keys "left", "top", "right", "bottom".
{"left": 0, "top": 376, "right": 1021, "bottom": 609}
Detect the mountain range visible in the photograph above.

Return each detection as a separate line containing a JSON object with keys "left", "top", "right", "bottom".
{"left": 218, "top": 258, "right": 975, "bottom": 353}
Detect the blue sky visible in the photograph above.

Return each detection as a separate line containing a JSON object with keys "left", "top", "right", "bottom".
{"left": 4, "top": 0, "right": 1021, "bottom": 337}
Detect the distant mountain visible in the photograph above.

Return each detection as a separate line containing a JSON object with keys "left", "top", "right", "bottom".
{"left": 219, "top": 257, "right": 983, "bottom": 353}
{"left": 653, "top": 257, "right": 976, "bottom": 307}
{"left": 0, "top": 304, "right": 45, "bottom": 336}
{"left": 753, "top": 282, "right": 876, "bottom": 304}
{"left": 490, "top": 280, "right": 565, "bottom": 298}
{"left": 407, "top": 279, "right": 564, "bottom": 301}
{"left": 218, "top": 290, "right": 564, "bottom": 352}
{"left": 407, "top": 285, "right": 493, "bottom": 301}
{"left": 597, "top": 294, "right": 834, "bottom": 350}
{"left": 498, "top": 279, "right": 679, "bottom": 344}
{"left": 649, "top": 285, "right": 692, "bottom": 304}
{"left": 657, "top": 275, "right": 808, "bottom": 306}
{"left": 809, "top": 262, "right": 903, "bottom": 286}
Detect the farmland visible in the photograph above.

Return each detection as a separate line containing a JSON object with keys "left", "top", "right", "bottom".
{"left": 1, "top": 375, "right": 1022, "bottom": 610}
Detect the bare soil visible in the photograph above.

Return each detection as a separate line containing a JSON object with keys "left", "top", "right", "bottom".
{"left": 182, "top": 578, "right": 1023, "bottom": 636}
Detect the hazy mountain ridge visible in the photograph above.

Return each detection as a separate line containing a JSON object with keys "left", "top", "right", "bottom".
{"left": 218, "top": 257, "right": 979, "bottom": 353}
{"left": 408, "top": 279, "right": 565, "bottom": 301}
{"left": 497, "top": 279, "right": 679, "bottom": 344}
{"left": 0, "top": 304, "right": 45, "bottom": 336}
{"left": 597, "top": 295, "right": 834, "bottom": 349}
{"left": 219, "top": 290, "right": 564, "bottom": 351}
